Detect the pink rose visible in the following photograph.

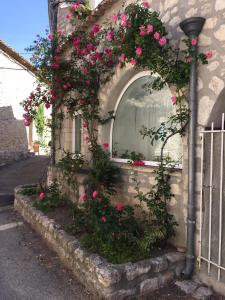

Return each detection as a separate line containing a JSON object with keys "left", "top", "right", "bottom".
{"left": 147, "top": 24, "right": 153, "bottom": 34}
{"left": 80, "top": 194, "right": 88, "bottom": 201}
{"left": 139, "top": 30, "right": 146, "bottom": 36}
{"left": 121, "top": 21, "right": 127, "bottom": 27}
{"left": 73, "top": 37, "right": 81, "bottom": 48}
{"left": 87, "top": 43, "right": 93, "bottom": 51}
{"left": 120, "top": 13, "right": 128, "bottom": 21}
{"left": 106, "top": 31, "right": 114, "bottom": 42}
{"left": 66, "top": 13, "right": 72, "bottom": 21}
{"left": 115, "top": 202, "right": 124, "bottom": 211}
{"left": 101, "top": 216, "right": 107, "bottom": 223}
{"left": 186, "top": 57, "right": 193, "bottom": 63}
{"left": 80, "top": 48, "right": 87, "bottom": 56}
{"left": 92, "top": 24, "right": 100, "bottom": 33}
{"left": 45, "top": 102, "right": 50, "bottom": 109}
{"left": 92, "top": 191, "right": 99, "bottom": 198}
{"left": 143, "top": 1, "right": 150, "bottom": 7}
{"left": 171, "top": 96, "right": 177, "bottom": 105}
{"left": 191, "top": 38, "right": 197, "bottom": 46}
{"left": 111, "top": 14, "right": 118, "bottom": 23}
{"left": 206, "top": 50, "right": 213, "bottom": 59}
{"left": 136, "top": 47, "right": 142, "bottom": 56}
{"left": 130, "top": 58, "right": 137, "bottom": 65}
{"left": 81, "top": 67, "right": 89, "bottom": 74}
{"left": 102, "top": 143, "right": 109, "bottom": 149}
{"left": 48, "top": 34, "right": 53, "bottom": 40}
{"left": 154, "top": 32, "right": 160, "bottom": 40}
{"left": 120, "top": 53, "right": 126, "bottom": 62}
{"left": 24, "top": 119, "right": 30, "bottom": 126}
{"left": 159, "top": 37, "right": 167, "bottom": 46}
{"left": 39, "top": 192, "right": 44, "bottom": 200}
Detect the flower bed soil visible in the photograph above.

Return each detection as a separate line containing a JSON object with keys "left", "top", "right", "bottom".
{"left": 15, "top": 185, "right": 185, "bottom": 300}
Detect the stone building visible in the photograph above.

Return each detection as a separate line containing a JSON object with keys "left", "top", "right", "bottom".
{"left": 49, "top": 0, "right": 225, "bottom": 295}
{"left": 0, "top": 40, "right": 37, "bottom": 164}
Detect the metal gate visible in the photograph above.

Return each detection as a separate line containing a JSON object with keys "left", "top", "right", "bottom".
{"left": 198, "top": 113, "right": 225, "bottom": 281}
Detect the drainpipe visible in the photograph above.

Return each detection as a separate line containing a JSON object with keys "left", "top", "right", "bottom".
{"left": 179, "top": 17, "right": 205, "bottom": 278}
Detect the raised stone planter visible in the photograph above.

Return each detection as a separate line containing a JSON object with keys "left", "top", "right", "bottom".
{"left": 15, "top": 186, "right": 185, "bottom": 300}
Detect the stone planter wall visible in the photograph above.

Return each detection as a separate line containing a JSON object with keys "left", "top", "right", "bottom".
{"left": 15, "top": 186, "right": 185, "bottom": 300}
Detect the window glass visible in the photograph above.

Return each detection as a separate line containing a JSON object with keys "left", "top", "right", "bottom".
{"left": 112, "top": 75, "right": 182, "bottom": 162}
{"left": 74, "top": 115, "right": 81, "bottom": 154}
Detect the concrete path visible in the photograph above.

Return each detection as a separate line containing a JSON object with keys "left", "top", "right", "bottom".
{"left": 0, "top": 207, "right": 91, "bottom": 300}
{"left": 0, "top": 157, "right": 91, "bottom": 300}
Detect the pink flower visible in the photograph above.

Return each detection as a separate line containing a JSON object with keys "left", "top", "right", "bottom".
{"left": 139, "top": 30, "right": 146, "bottom": 36}
{"left": 130, "top": 58, "right": 137, "bottom": 65}
{"left": 136, "top": 47, "right": 143, "bottom": 56}
{"left": 191, "top": 38, "right": 197, "bottom": 46}
{"left": 102, "top": 143, "right": 109, "bottom": 149}
{"left": 66, "top": 13, "right": 73, "bottom": 20}
{"left": 87, "top": 43, "right": 93, "bottom": 51}
{"left": 106, "top": 31, "right": 114, "bottom": 42}
{"left": 92, "top": 23, "right": 100, "bottom": 33}
{"left": 120, "top": 13, "right": 128, "bottom": 21}
{"left": 101, "top": 216, "right": 107, "bottom": 223}
{"left": 171, "top": 96, "right": 177, "bottom": 105}
{"left": 159, "top": 37, "right": 167, "bottom": 46}
{"left": 80, "top": 99, "right": 87, "bottom": 105}
{"left": 92, "top": 191, "right": 99, "bottom": 198}
{"left": 48, "top": 34, "right": 53, "bottom": 40}
{"left": 83, "top": 122, "right": 88, "bottom": 128}
{"left": 73, "top": 37, "right": 81, "bottom": 48}
{"left": 120, "top": 53, "right": 126, "bottom": 62}
{"left": 143, "top": 1, "right": 150, "bottom": 7}
{"left": 86, "top": 80, "right": 91, "bottom": 86}
{"left": 111, "top": 14, "right": 118, "bottom": 22}
{"left": 186, "top": 57, "right": 193, "bottom": 63}
{"left": 45, "top": 102, "right": 50, "bottom": 109}
{"left": 80, "top": 48, "right": 87, "bottom": 56}
{"left": 115, "top": 202, "right": 124, "bottom": 212}
{"left": 147, "top": 24, "right": 153, "bottom": 34}
{"left": 39, "top": 192, "right": 44, "bottom": 200}
{"left": 206, "top": 50, "right": 213, "bottom": 59}
{"left": 81, "top": 67, "right": 89, "bottom": 74}
{"left": 80, "top": 194, "right": 88, "bottom": 201}
{"left": 154, "top": 32, "right": 160, "bottom": 40}
{"left": 121, "top": 21, "right": 127, "bottom": 27}
{"left": 24, "top": 119, "right": 30, "bottom": 126}
{"left": 133, "top": 160, "right": 145, "bottom": 166}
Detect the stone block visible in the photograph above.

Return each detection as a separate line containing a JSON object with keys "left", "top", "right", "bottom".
{"left": 151, "top": 256, "right": 168, "bottom": 273}
{"left": 140, "top": 277, "right": 159, "bottom": 295}
{"left": 175, "top": 280, "right": 199, "bottom": 294}
{"left": 125, "top": 260, "right": 152, "bottom": 281}
{"left": 95, "top": 264, "right": 122, "bottom": 288}
{"left": 193, "top": 286, "right": 213, "bottom": 300}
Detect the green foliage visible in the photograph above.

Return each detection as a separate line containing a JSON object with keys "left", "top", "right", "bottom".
{"left": 21, "top": 185, "right": 41, "bottom": 196}
{"left": 57, "top": 151, "right": 85, "bottom": 188}
{"left": 32, "top": 181, "right": 65, "bottom": 213}
{"left": 35, "top": 103, "right": 45, "bottom": 139}
{"left": 88, "top": 145, "right": 121, "bottom": 195}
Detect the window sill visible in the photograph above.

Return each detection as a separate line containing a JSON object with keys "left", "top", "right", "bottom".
{"left": 111, "top": 158, "right": 183, "bottom": 171}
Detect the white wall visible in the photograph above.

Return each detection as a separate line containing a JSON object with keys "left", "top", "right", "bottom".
{"left": 0, "top": 50, "right": 36, "bottom": 120}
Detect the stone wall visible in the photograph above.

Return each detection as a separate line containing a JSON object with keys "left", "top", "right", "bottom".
{"left": 0, "top": 106, "right": 28, "bottom": 164}
{"left": 0, "top": 49, "right": 36, "bottom": 163}
{"left": 15, "top": 186, "right": 185, "bottom": 300}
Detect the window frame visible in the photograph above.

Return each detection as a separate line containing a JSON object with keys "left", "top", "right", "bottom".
{"left": 109, "top": 71, "right": 183, "bottom": 169}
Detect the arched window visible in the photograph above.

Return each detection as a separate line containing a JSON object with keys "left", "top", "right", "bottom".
{"left": 111, "top": 72, "right": 182, "bottom": 164}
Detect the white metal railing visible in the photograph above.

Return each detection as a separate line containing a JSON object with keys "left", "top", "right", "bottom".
{"left": 198, "top": 113, "right": 225, "bottom": 281}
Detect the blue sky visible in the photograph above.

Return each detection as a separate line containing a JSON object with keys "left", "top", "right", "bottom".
{"left": 0, "top": 0, "right": 49, "bottom": 61}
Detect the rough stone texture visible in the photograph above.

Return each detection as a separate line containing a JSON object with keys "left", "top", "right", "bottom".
{"left": 175, "top": 280, "right": 199, "bottom": 294}
{"left": 214, "top": 25, "right": 225, "bottom": 42}
{"left": 15, "top": 188, "right": 185, "bottom": 300}
{"left": 215, "top": 0, "right": 225, "bottom": 11}
{"left": 193, "top": 287, "right": 214, "bottom": 300}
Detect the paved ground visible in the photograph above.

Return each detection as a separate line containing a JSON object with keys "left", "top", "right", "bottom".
{"left": 0, "top": 156, "right": 91, "bottom": 300}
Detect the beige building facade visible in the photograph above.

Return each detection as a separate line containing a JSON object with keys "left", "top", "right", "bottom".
{"left": 50, "top": 0, "right": 225, "bottom": 294}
